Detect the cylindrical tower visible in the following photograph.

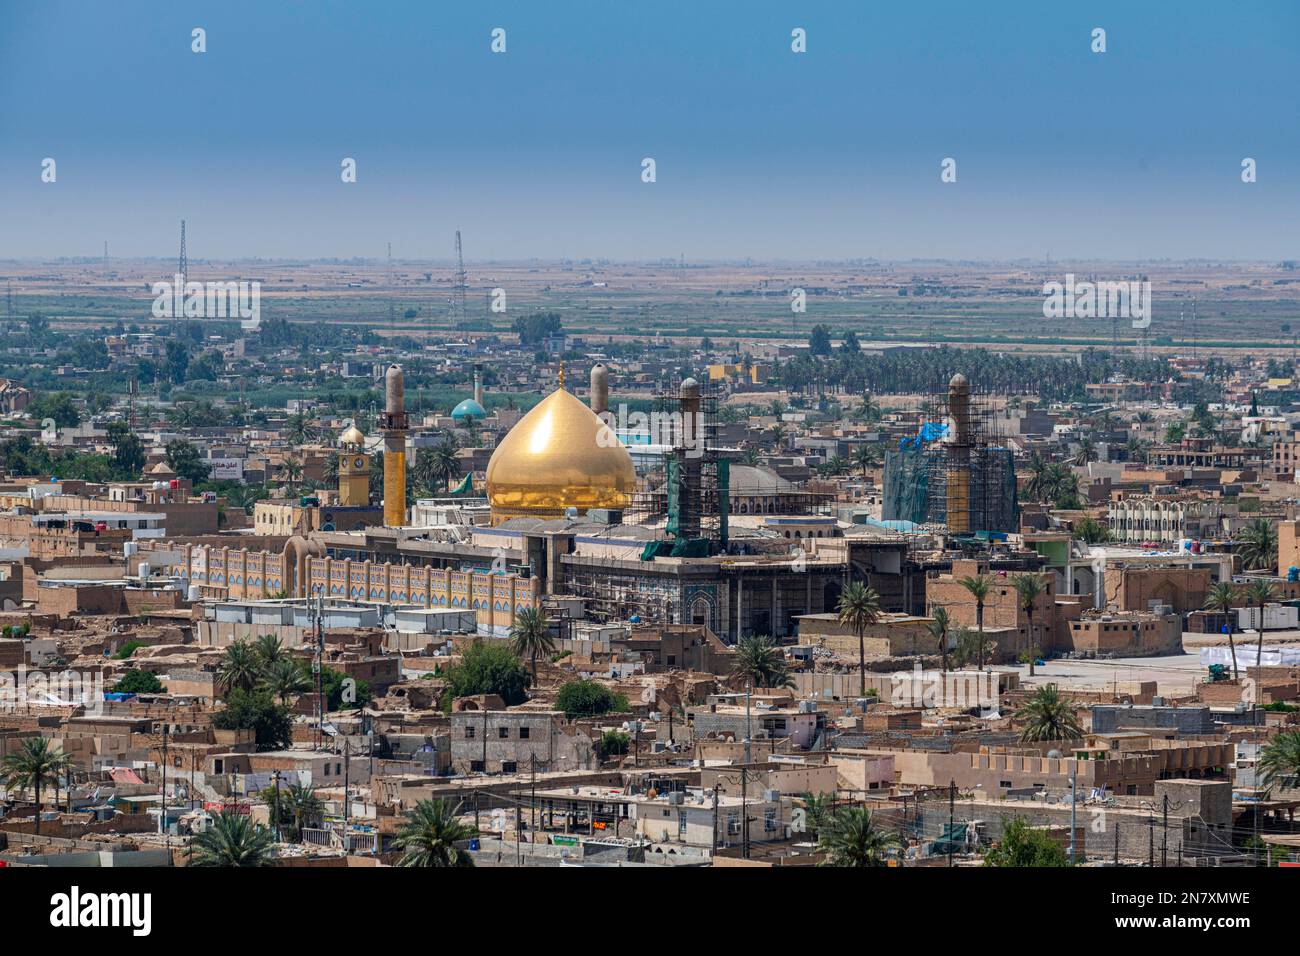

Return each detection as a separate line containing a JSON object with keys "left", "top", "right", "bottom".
{"left": 590, "top": 363, "right": 609, "bottom": 416}
{"left": 379, "top": 364, "right": 409, "bottom": 526}
{"left": 473, "top": 363, "right": 483, "bottom": 407}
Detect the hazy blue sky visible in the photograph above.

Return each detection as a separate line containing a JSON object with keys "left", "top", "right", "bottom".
{"left": 1, "top": 1, "right": 1297, "bottom": 261}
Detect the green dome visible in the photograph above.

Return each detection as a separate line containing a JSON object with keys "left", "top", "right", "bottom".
{"left": 451, "top": 398, "right": 487, "bottom": 421}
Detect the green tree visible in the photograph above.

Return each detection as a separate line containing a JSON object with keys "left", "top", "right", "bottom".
{"left": 27, "top": 391, "right": 81, "bottom": 428}
{"left": 1258, "top": 731, "right": 1300, "bottom": 788}
{"left": 1072, "top": 515, "right": 1110, "bottom": 544}
{"left": 216, "top": 640, "right": 261, "bottom": 696}
{"left": 816, "top": 807, "right": 901, "bottom": 867}
{"left": 809, "top": 324, "right": 833, "bottom": 356}
{"left": 189, "top": 811, "right": 275, "bottom": 867}
{"left": 1238, "top": 518, "right": 1277, "bottom": 572}
{"left": 983, "top": 817, "right": 1070, "bottom": 867}
{"left": 555, "top": 679, "right": 630, "bottom": 718}
{"left": 837, "top": 581, "right": 882, "bottom": 698}
{"left": 850, "top": 443, "right": 881, "bottom": 477}
{"left": 0, "top": 737, "right": 71, "bottom": 835}
{"left": 1016, "top": 684, "right": 1082, "bottom": 742}
{"left": 212, "top": 688, "right": 293, "bottom": 751}
{"left": 731, "top": 634, "right": 795, "bottom": 689}
{"left": 393, "top": 798, "right": 477, "bottom": 867}
{"left": 440, "top": 639, "right": 531, "bottom": 708}
{"left": 113, "top": 670, "right": 163, "bottom": 694}
{"left": 165, "top": 438, "right": 210, "bottom": 482}
{"left": 598, "top": 729, "right": 631, "bottom": 757}
{"left": 260, "top": 658, "right": 310, "bottom": 704}
{"left": 253, "top": 634, "right": 288, "bottom": 669}
{"left": 1203, "top": 581, "right": 1242, "bottom": 680}
{"left": 926, "top": 606, "right": 951, "bottom": 672}
{"left": 508, "top": 606, "right": 555, "bottom": 684}
{"left": 1012, "top": 574, "right": 1046, "bottom": 676}
{"left": 959, "top": 574, "right": 994, "bottom": 668}
{"left": 1243, "top": 578, "right": 1278, "bottom": 671}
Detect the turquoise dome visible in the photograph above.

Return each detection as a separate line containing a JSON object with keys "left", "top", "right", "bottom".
{"left": 451, "top": 398, "right": 487, "bottom": 421}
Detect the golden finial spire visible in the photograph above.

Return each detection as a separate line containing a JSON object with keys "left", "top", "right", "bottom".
{"left": 558, "top": 360, "right": 565, "bottom": 390}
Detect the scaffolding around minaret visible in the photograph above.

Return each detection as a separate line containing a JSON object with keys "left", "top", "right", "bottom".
{"left": 881, "top": 373, "right": 1019, "bottom": 534}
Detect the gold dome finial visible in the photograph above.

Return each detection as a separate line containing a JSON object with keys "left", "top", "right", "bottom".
{"left": 558, "top": 360, "right": 565, "bottom": 390}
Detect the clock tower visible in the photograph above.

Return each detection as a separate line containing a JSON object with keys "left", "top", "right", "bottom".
{"left": 337, "top": 425, "right": 370, "bottom": 506}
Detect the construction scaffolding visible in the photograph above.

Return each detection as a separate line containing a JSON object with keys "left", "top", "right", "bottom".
{"left": 624, "top": 377, "right": 729, "bottom": 549}
{"left": 882, "top": 374, "right": 1019, "bottom": 534}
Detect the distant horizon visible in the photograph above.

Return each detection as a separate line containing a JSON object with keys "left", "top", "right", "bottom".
{"left": 2, "top": 254, "right": 1296, "bottom": 268}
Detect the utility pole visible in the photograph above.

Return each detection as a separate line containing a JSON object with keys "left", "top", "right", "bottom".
{"left": 1114, "top": 822, "right": 1120, "bottom": 866}
{"left": 1148, "top": 815, "right": 1155, "bottom": 867}
{"left": 711, "top": 786, "right": 719, "bottom": 856}
{"left": 530, "top": 754, "right": 537, "bottom": 836}
{"left": 1161, "top": 793, "right": 1169, "bottom": 868}
{"left": 343, "top": 738, "right": 351, "bottom": 842}
{"left": 948, "top": 779, "right": 955, "bottom": 868}
{"left": 313, "top": 586, "right": 324, "bottom": 750}
{"left": 1069, "top": 767, "right": 1078, "bottom": 865}
{"left": 741, "top": 768, "right": 749, "bottom": 860}
{"left": 272, "top": 770, "right": 282, "bottom": 843}
{"left": 159, "top": 723, "right": 169, "bottom": 836}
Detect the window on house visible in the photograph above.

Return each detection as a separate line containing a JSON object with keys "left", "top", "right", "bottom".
{"left": 470, "top": 760, "right": 484, "bottom": 773}
{"left": 519, "top": 726, "right": 530, "bottom": 739}
{"left": 498, "top": 726, "right": 509, "bottom": 739}
{"left": 465, "top": 726, "right": 476, "bottom": 739}
{"left": 324, "top": 763, "right": 330, "bottom": 776}
{"left": 501, "top": 761, "right": 517, "bottom": 774}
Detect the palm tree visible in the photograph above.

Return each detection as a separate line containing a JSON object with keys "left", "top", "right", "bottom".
{"left": 1238, "top": 517, "right": 1277, "bottom": 572}
{"left": 1012, "top": 574, "right": 1045, "bottom": 676}
{"left": 1024, "top": 452, "right": 1049, "bottom": 501}
{"left": 216, "top": 640, "right": 261, "bottom": 696}
{"left": 189, "top": 810, "right": 275, "bottom": 866}
{"left": 731, "top": 634, "right": 795, "bottom": 689}
{"left": 1203, "top": 581, "right": 1242, "bottom": 680}
{"left": 261, "top": 658, "right": 310, "bottom": 704}
{"left": 856, "top": 394, "right": 882, "bottom": 423}
{"left": 508, "top": 606, "right": 554, "bottom": 684}
{"left": 925, "top": 606, "right": 951, "bottom": 672}
{"left": 768, "top": 423, "right": 788, "bottom": 450}
{"left": 959, "top": 574, "right": 994, "bottom": 669}
{"left": 1243, "top": 578, "right": 1277, "bottom": 670}
{"left": 799, "top": 792, "right": 833, "bottom": 839}
{"left": 952, "top": 626, "right": 996, "bottom": 670}
{"left": 430, "top": 439, "right": 461, "bottom": 492}
{"left": 286, "top": 784, "right": 324, "bottom": 840}
{"left": 837, "top": 582, "right": 882, "bottom": 698}
{"left": 393, "top": 798, "right": 478, "bottom": 867}
{"left": 280, "top": 455, "right": 304, "bottom": 494}
{"left": 1016, "top": 684, "right": 1082, "bottom": 742}
{"left": 254, "top": 633, "right": 287, "bottom": 669}
{"left": 1073, "top": 437, "right": 1096, "bottom": 467}
{"left": 816, "top": 807, "right": 901, "bottom": 867}
{"left": 1258, "top": 731, "right": 1300, "bottom": 788}
{"left": 850, "top": 443, "right": 881, "bottom": 478}
{"left": 0, "top": 737, "right": 70, "bottom": 835}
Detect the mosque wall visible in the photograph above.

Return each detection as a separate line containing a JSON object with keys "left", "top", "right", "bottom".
{"left": 138, "top": 541, "right": 538, "bottom": 633}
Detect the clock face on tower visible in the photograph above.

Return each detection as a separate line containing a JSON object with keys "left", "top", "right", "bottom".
{"left": 354, "top": 457, "right": 366, "bottom": 469}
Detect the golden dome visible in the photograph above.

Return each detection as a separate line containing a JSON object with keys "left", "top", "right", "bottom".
{"left": 339, "top": 425, "right": 365, "bottom": 448}
{"left": 486, "top": 387, "right": 635, "bottom": 523}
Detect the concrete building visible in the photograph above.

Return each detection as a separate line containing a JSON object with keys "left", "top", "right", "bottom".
{"left": 449, "top": 710, "right": 596, "bottom": 774}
